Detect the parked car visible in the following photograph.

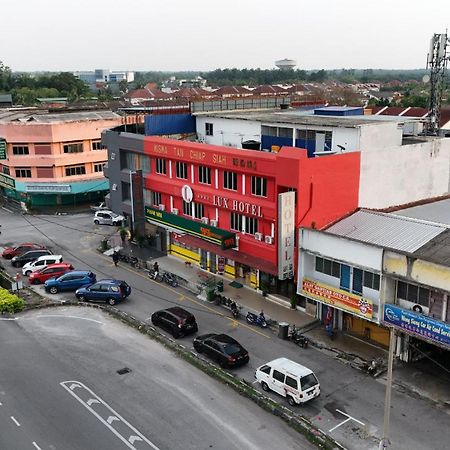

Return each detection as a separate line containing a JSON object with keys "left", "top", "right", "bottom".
{"left": 151, "top": 307, "right": 198, "bottom": 338}
{"left": 29, "top": 263, "right": 74, "bottom": 285}
{"left": 90, "top": 202, "right": 108, "bottom": 212}
{"left": 44, "top": 270, "right": 96, "bottom": 294}
{"left": 75, "top": 279, "right": 131, "bottom": 305}
{"left": 2, "top": 243, "right": 46, "bottom": 259}
{"left": 11, "top": 249, "right": 53, "bottom": 268}
{"left": 193, "top": 333, "right": 249, "bottom": 368}
{"left": 254, "top": 357, "right": 320, "bottom": 406}
{"left": 22, "top": 254, "right": 63, "bottom": 276}
{"left": 93, "top": 210, "right": 124, "bottom": 226}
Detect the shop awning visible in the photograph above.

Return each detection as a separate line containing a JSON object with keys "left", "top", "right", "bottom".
{"left": 175, "top": 234, "right": 278, "bottom": 276}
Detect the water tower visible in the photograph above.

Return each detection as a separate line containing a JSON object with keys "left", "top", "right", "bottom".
{"left": 275, "top": 58, "right": 297, "bottom": 70}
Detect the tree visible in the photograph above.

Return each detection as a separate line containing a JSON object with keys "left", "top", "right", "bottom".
{"left": 0, "top": 61, "right": 13, "bottom": 92}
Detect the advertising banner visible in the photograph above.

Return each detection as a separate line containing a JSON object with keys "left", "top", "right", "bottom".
{"left": 383, "top": 304, "right": 450, "bottom": 347}
{"left": 145, "top": 206, "right": 236, "bottom": 249}
{"left": 278, "top": 191, "right": 295, "bottom": 280}
{"left": 302, "top": 277, "right": 373, "bottom": 319}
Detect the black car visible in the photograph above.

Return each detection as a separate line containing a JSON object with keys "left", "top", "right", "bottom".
{"left": 193, "top": 333, "right": 249, "bottom": 368}
{"left": 11, "top": 249, "right": 53, "bottom": 267}
{"left": 151, "top": 307, "right": 198, "bottom": 338}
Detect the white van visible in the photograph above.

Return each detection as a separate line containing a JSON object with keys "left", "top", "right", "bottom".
{"left": 255, "top": 357, "right": 320, "bottom": 406}
{"left": 22, "top": 254, "right": 63, "bottom": 276}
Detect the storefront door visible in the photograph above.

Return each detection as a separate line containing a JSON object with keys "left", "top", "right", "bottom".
{"left": 200, "top": 249, "right": 208, "bottom": 269}
{"left": 210, "top": 253, "right": 217, "bottom": 273}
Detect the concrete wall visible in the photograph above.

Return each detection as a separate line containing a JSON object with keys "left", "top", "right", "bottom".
{"left": 196, "top": 117, "right": 262, "bottom": 147}
{"left": 359, "top": 138, "right": 450, "bottom": 209}
{"left": 359, "top": 121, "right": 402, "bottom": 151}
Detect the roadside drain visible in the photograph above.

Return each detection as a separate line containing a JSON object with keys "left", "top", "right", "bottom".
{"left": 117, "top": 367, "right": 131, "bottom": 375}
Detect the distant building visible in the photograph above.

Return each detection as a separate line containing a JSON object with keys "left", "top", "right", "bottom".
{"left": 0, "top": 109, "right": 135, "bottom": 208}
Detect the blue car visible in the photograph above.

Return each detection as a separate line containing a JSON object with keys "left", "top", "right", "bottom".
{"left": 75, "top": 279, "right": 131, "bottom": 305}
{"left": 44, "top": 270, "right": 96, "bottom": 294}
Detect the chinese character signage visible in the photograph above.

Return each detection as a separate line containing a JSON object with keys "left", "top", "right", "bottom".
{"left": 0, "top": 173, "right": 15, "bottom": 189}
{"left": 278, "top": 192, "right": 295, "bottom": 280}
{"left": 0, "top": 139, "right": 6, "bottom": 159}
{"left": 302, "top": 278, "right": 374, "bottom": 319}
{"left": 145, "top": 206, "right": 236, "bottom": 250}
{"left": 383, "top": 304, "right": 450, "bottom": 348}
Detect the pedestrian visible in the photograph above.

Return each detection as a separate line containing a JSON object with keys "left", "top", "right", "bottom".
{"left": 153, "top": 261, "right": 159, "bottom": 280}
{"left": 112, "top": 251, "right": 119, "bottom": 267}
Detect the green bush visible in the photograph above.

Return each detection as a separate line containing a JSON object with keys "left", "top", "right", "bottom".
{"left": 0, "top": 288, "right": 25, "bottom": 313}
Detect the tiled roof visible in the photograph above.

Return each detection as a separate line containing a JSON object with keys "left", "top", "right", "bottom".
{"left": 213, "top": 86, "right": 251, "bottom": 96}
{"left": 172, "top": 88, "right": 214, "bottom": 98}
{"left": 326, "top": 209, "right": 448, "bottom": 253}
{"left": 145, "top": 88, "right": 172, "bottom": 99}
{"left": 252, "top": 85, "right": 288, "bottom": 94}
{"left": 125, "top": 89, "right": 153, "bottom": 100}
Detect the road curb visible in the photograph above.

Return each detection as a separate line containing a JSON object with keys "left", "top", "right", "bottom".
{"left": 23, "top": 301, "right": 344, "bottom": 450}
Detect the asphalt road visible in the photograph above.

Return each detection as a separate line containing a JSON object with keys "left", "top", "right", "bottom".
{"left": 0, "top": 307, "right": 313, "bottom": 450}
{"left": 1, "top": 210, "right": 450, "bottom": 450}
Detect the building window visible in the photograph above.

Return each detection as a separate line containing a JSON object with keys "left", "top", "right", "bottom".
{"left": 230, "top": 212, "right": 243, "bottom": 231}
{"left": 176, "top": 161, "right": 188, "bottom": 179}
{"left": 251, "top": 176, "right": 267, "bottom": 197}
{"left": 223, "top": 171, "right": 237, "bottom": 191}
{"left": 65, "top": 165, "right": 86, "bottom": 176}
{"left": 397, "top": 281, "right": 430, "bottom": 307}
{"left": 363, "top": 271, "right": 380, "bottom": 291}
{"left": 3, "top": 166, "right": 10, "bottom": 175}
{"left": 12, "top": 145, "right": 29, "bottom": 155}
{"left": 152, "top": 191, "right": 161, "bottom": 206}
{"left": 193, "top": 202, "right": 204, "bottom": 219}
{"left": 183, "top": 200, "right": 191, "bottom": 216}
{"left": 205, "top": 122, "right": 213, "bottom": 136}
{"left": 63, "top": 142, "right": 84, "bottom": 153}
{"left": 122, "top": 182, "right": 131, "bottom": 201}
{"left": 143, "top": 189, "right": 152, "bottom": 206}
{"left": 245, "top": 216, "right": 258, "bottom": 235}
{"left": 198, "top": 166, "right": 211, "bottom": 184}
{"left": 92, "top": 141, "right": 105, "bottom": 150}
{"left": 93, "top": 163, "right": 104, "bottom": 173}
{"left": 315, "top": 256, "right": 340, "bottom": 278}
{"left": 15, "top": 168, "right": 32, "bottom": 178}
{"left": 156, "top": 158, "right": 166, "bottom": 175}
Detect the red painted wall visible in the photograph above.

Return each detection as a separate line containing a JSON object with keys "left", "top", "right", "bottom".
{"left": 143, "top": 137, "right": 360, "bottom": 275}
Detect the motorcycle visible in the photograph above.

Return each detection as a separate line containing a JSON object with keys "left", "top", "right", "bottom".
{"left": 162, "top": 271, "right": 178, "bottom": 287}
{"left": 246, "top": 311, "right": 267, "bottom": 328}
{"left": 147, "top": 268, "right": 163, "bottom": 282}
{"left": 230, "top": 301, "right": 241, "bottom": 319}
{"left": 288, "top": 325, "right": 308, "bottom": 348}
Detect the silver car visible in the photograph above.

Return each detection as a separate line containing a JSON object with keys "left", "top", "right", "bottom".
{"left": 93, "top": 210, "right": 124, "bottom": 226}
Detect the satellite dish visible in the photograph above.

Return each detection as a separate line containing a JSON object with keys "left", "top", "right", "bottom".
{"left": 422, "top": 74, "right": 430, "bottom": 83}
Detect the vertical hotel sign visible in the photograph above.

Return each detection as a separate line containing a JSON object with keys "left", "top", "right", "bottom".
{"left": 278, "top": 191, "right": 295, "bottom": 280}
{"left": 0, "top": 138, "right": 6, "bottom": 160}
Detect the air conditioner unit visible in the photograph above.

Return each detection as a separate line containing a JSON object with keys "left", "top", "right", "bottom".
{"left": 158, "top": 204, "right": 165, "bottom": 211}
{"left": 171, "top": 208, "right": 179, "bottom": 215}
{"left": 254, "top": 232, "right": 263, "bottom": 241}
{"left": 201, "top": 217, "right": 209, "bottom": 224}
{"left": 264, "top": 235, "right": 273, "bottom": 244}
{"left": 210, "top": 219, "right": 218, "bottom": 227}
{"left": 111, "top": 183, "right": 117, "bottom": 191}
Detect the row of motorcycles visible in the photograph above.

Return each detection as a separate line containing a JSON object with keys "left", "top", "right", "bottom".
{"left": 147, "top": 268, "right": 179, "bottom": 287}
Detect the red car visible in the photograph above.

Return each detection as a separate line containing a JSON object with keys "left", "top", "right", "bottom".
{"left": 29, "top": 263, "right": 74, "bottom": 285}
{"left": 2, "top": 243, "right": 46, "bottom": 259}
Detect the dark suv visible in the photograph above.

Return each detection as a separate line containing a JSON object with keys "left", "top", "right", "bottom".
{"left": 11, "top": 249, "right": 53, "bottom": 267}
{"left": 151, "top": 307, "right": 198, "bottom": 338}
{"left": 75, "top": 279, "right": 131, "bottom": 305}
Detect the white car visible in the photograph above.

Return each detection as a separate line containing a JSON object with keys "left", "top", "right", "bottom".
{"left": 22, "top": 254, "right": 63, "bottom": 276}
{"left": 93, "top": 210, "right": 125, "bottom": 226}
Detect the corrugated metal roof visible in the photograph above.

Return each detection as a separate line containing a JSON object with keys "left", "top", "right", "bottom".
{"left": 392, "top": 198, "right": 450, "bottom": 226}
{"left": 326, "top": 210, "right": 448, "bottom": 253}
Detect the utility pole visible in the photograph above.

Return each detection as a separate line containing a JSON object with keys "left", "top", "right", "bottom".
{"left": 379, "top": 328, "right": 396, "bottom": 450}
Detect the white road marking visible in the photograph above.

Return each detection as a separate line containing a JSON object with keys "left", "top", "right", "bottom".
{"left": 32, "top": 442, "right": 42, "bottom": 450}
{"left": 61, "top": 380, "right": 160, "bottom": 450}
{"left": 0, "top": 318, "right": 18, "bottom": 321}
{"left": 252, "top": 380, "right": 259, "bottom": 384}
{"left": 87, "top": 398, "right": 101, "bottom": 406}
{"left": 29, "top": 315, "right": 103, "bottom": 324}
{"left": 329, "top": 409, "right": 365, "bottom": 433}
{"left": 11, "top": 416, "right": 20, "bottom": 426}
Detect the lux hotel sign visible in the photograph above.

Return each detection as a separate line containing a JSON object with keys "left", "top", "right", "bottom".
{"left": 278, "top": 192, "right": 295, "bottom": 280}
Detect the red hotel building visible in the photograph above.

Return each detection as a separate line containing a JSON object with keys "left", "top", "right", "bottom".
{"left": 103, "top": 130, "right": 360, "bottom": 298}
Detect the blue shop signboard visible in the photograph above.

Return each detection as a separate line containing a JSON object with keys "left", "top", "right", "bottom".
{"left": 383, "top": 304, "right": 450, "bottom": 347}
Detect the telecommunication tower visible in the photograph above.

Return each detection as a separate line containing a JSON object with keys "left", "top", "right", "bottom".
{"left": 426, "top": 33, "right": 449, "bottom": 135}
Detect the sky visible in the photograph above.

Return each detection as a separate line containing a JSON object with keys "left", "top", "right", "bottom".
{"left": 1, "top": 0, "right": 449, "bottom": 72}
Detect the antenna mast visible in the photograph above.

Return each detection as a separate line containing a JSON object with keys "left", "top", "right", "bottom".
{"left": 426, "top": 32, "right": 449, "bottom": 135}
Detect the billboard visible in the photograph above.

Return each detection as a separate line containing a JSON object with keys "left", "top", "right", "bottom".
{"left": 278, "top": 191, "right": 295, "bottom": 280}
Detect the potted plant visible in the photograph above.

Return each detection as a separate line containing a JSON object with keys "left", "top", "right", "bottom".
{"left": 119, "top": 227, "right": 128, "bottom": 244}
{"left": 290, "top": 294, "right": 298, "bottom": 309}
